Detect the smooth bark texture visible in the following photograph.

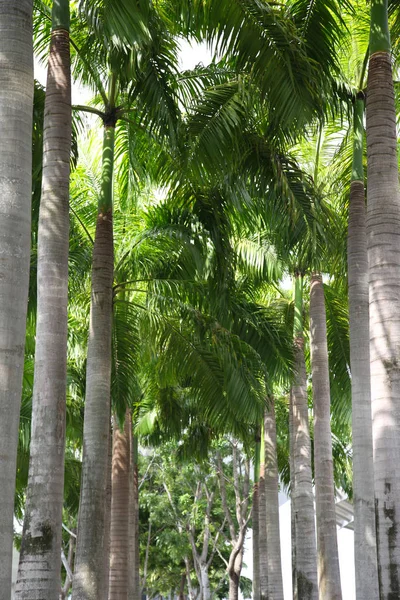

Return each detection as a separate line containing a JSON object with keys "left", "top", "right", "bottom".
{"left": 289, "top": 390, "right": 298, "bottom": 600}
{"left": 252, "top": 435, "right": 261, "bottom": 600}
{"left": 109, "top": 411, "right": 131, "bottom": 600}
{"left": 129, "top": 431, "right": 140, "bottom": 600}
{"left": 259, "top": 422, "right": 268, "bottom": 600}
{"left": 15, "top": 16, "right": 71, "bottom": 598}
{"left": 348, "top": 101, "right": 379, "bottom": 598}
{"left": 264, "top": 401, "right": 284, "bottom": 600}
{"left": 309, "top": 274, "right": 342, "bottom": 600}
{"left": 366, "top": 47, "right": 400, "bottom": 598}
{"left": 72, "top": 126, "right": 115, "bottom": 600}
{"left": 291, "top": 275, "right": 318, "bottom": 600}
{"left": 0, "top": 2, "right": 33, "bottom": 595}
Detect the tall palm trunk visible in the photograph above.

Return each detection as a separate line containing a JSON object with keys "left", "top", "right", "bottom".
{"left": 366, "top": 2, "right": 400, "bottom": 596}
{"left": 259, "top": 419, "right": 268, "bottom": 599}
{"left": 348, "top": 94, "right": 379, "bottom": 600}
{"left": 109, "top": 410, "right": 131, "bottom": 600}
{"left": 252, "top": 432, "right": 261, "bottom": 600}
{"left": 309, "top": 273, "right": 342, "bottom": 600}
{"left": 129, "top": 429, "right": 140, "bottom": 600}
{"left": 264, "top": 400, "right": 284, "bottom": 600}
{"left": 291, "top": 273, "right": 318, "bottom": 600}
{"left": 0, "top": 1, "right": 33, "bottom": 594}
{"left": 289, "top": 390, "right": 298, "bottom": 600}
{"left": 15, "top": 1, "right": 71, "bottom": 596}
{"left": 72, "top": 123, "right": 115, "bottom": 600}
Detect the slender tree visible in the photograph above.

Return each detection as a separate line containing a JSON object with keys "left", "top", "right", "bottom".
{"left": 348, "top": 92, "right": 379, "bottom": 600}
{"left": 309, "top": 273, "right": 342, "bottom": 600}
{"left": 264, "top": 399, "right": 284, "bottom": 600}
{"left": 72, "top": 111, "right": 115, "bottom": 600}
{"left": 109, "top": 410, "right": 131, "bottom": 600}
{"left": 252, "top": 432, "right": 261, "bottom": 600}
{"left": 0, "top": 1, "right": 33, "bottom": 594}
{"left": 15, "top": 0, "right": 71, "bottom": 596}
{"left": 366, "top": 1, "right": 400, "bottom": 596}
{"left": 291, "top": 272, "right": 318, "bottom": 600}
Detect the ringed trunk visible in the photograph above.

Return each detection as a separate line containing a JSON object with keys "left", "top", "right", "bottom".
{"left": 309, "top": 273, "right": 342, "bottom": 600}
{"left": 0, "top": 1, "right": 33, "bottom": 594}
{"left": 264, "top": 400, "right": 284, "bottom": 600}
{"left": 259, "top": 419, "right": 268, "bottom": 600}
{"left": 367, "top": 1, "right": 400, "bottom": 596}
{"left": 15, "top": 1, "right": 71, "bottom": 595}
{"left": 72, "top": 125, "right": 115, "bottom": 600}
{"left": 348, "top": 95, "right": 379, "bottom": 600}
{"left": 292, "top": 273, "right": 318, "bottom": 600}
{"left": 109, "top": 410, "right": 131, "bottom": 600}
{"left": 252, "top": 433, "right": 261, "bottom": 600}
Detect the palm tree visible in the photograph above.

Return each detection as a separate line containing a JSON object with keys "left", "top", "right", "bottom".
{"left": 348, "top": 91, "right": 379, "bottom": 600}
{"left": 0, "top": 0, "right": 33, "bottom": 594}
{"left": 109, "top": 410, "right": 131, "bottom": 600}
{"left": 309, "top": 273, "right": 342, "bottom": 600}
{"left": 15, "top": 0, "right": 72, "bottom": 596}
{"left": 252, "top": 431, "right": 261, "bottom": 600}
{"left": 291, "top": 272, "right": 318, "bottom": 600}
{"left": 264, "top": 397, "right": 284, "bottom": 600}
{"left": 366, "top": 1, "right": 400, "bottom": 595}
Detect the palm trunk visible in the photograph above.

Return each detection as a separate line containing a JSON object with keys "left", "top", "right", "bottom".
{"left": 129, "top": 430, "right": 140, "bottom": 600}
{"left": 0, "top": 1, "right": 33, "bottom": 594}
{"left": 292, "top": 273, "right": 318, "bottom": 600}
{"left": 366, "top": 2, "right": 400, "bottom": 596}
{"left": 72, "top": 124, "right": 115, "bottom": 600}
{"left": 259, "top": 419, "right": 268, "bottom": 600}
{"left": 289, "top": 390, "right": 297, "bottom": 600}
{"left": 109, "top": 410, "right": 131, "bottom": 600}
{"left": 104, "top": 421, "right": 113, "bottom": 599}
{"left": 15, "top": 2, "right": 71, "bottom": 596}
{"left": 309, "top": 273, "right": 342, "bottom": 600}
{"left": 348, "top": 94, "right": 379, "bottom": 600}
{"left": 264, "top": 400, "right": 284, "bottom": 600}
{"left": 252, "top": 432, "right": 261, "bottom": 600}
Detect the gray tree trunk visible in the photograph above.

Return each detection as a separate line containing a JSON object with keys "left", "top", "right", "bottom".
{"left": 366, "top": 49, "right": 400, "bottom": 598}
{"left": 309, "top": 273, "right": 342, "bottom": 600}
{"left": 0, "top": 2, "right": 33, "bottom": 596}
{"left": 259, "top": 446, "right": 268, "bottom": 599}
{"left": 264, "top": 401, "right": 284, "bottom": 600}
{"left": 348, "top": 179, "right": 379, "bottom": 600}
{"left": 15, "top": 21, "right": 71, "bottom": 599}
{"left": 129, "top": 429, "right": 140, "bottom": 600}
{"left": 109, "top": 411, "right": 131, "bottom": 600}
{"left": 289, "top": 390, "right": 298, "bottom": 600}
{"left": 252, "top": 478, "right": 260, "bottom": 600}
{"left": 292, "top": 337, "right": 318, "bottom": 600}
{"left": 72, "top": 211, "right": 114, "bottom": 600}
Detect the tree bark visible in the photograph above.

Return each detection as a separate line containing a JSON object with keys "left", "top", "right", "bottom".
{"left": 0, "top": 1, "right": 33, "bottom": 595}
{"left": 129, "top": 430, "right": 140, "bottom": 600}
{"left": 348, "top": 95, "right": 379, "bottom": 600}
{"left": 366, "top": 5, "right": 400, "bottom": 592}
{"left": 291, "top": 274, "right": 318, "bottom": 600}
{"left": 264, "top": 400, "right": 284, "bottom": 600}
{"left": 309, "top": 273, "right": 342, "bottom": 600}
{"left": 15, "top": 5, "right": 71, "bottom": 596}
{"left": 252, "top": 434, "right": 261, "bottom": 600}
{"left": 289, "top": 390, "right": 298, "bottom": 600}
{"left": 259, "top": 421, "right": 268, "bottom": 600}
{"left": 109, "top": 410, "right": 131, "bottom": 600}
{"left": 72, "top": 126, "right": 115, "bottom": 600}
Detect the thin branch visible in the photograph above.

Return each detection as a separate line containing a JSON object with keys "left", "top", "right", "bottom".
{"left": 61, "top": 549, "right": 74, "bottom": 581}
{"left": 73, "top": 104, "right": 105, "bottom": 120}
{"left": 62, "top": 523, "right": 77, "bottom": 539}
{"left": 70, "top": 205, "right": 94, "bottom": 245}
